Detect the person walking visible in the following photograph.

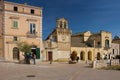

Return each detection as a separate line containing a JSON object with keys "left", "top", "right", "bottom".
{"left": 31, "top": 52, "right": 36, "bottom": 65}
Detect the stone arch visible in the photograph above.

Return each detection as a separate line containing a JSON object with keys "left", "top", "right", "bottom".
{"left": 80, "top": 51, "right": 85, "bottom": 61}
{"left": 88, "top": 51, "right": 92, "bottom": 61}
{"left": 13, "top": 47, "right": 19, "bottom": 60}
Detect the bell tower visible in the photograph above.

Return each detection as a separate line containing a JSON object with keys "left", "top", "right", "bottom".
{"left": 56, "top": 18, "right": 68, "bottom": 29}
{"left": 55, "top": 18, "right": 71, "bottom": 56}
{"left": 45, "top": 18, "right": 72, "bottom": 61}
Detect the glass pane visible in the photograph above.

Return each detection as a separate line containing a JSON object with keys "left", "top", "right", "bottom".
{"left": 30, "top": 23, "right": 33, "bottom": 34}
{"left": 30, "top": 23, "right": 36, "bottom": 34}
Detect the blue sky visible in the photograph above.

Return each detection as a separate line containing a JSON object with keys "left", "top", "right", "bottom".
{"left": 7, "top": 0, "right": 120, "bottom": 39}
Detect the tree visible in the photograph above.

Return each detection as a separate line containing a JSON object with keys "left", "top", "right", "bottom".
{"left": 17, "top": 42, "right": 33, "bottom": 64}
{"left": 70, "top": 51, "right": 77, "bottom": 61}
{"left": 17, "top": 42, "right": 32, "bottom": 54}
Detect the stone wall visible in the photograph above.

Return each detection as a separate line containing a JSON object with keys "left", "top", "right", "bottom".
{"left": 93, "top": 59, "right": 120, "bottom": 68}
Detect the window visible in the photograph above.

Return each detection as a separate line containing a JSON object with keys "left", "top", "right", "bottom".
{"left": 12, "top": 21, "right": 18, "bottom": 28}
{"left": 14, "top": 6, "right": 18, "bottom": 11}
{"left": 13, "top": 36, "right": 17, "bottom": 41}
{"left": 60, "top": 21, "right": 62, "bottom": 28}
{"left": 31, "top": 9, "right": 34, "bottom": 14}
{"left": 30, "top": 23, "right": 36, "bottom": 34}
{"left": 113, "top": 49, "right": 114, "bottom": 54}
{"left": 64, "top": 22, "right": 67, "bottom": 28}
{"left": 105, "top": 39, "right": 109, "bottom": 48}
{"left": 97, "top": 42, "right": 101, "bottom": 48}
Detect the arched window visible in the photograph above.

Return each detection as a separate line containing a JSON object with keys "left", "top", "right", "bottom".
{"left": 64, "top": 22, "right": 67, "bottom": 28}
{"left": 105, "top": 39, "right": 109, "bottom": 48}
{"left": 60, "top": 21, "right": 62, "bottom": 28}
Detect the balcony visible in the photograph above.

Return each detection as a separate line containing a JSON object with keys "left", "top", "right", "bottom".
{"left": 26, "top": 31, "right": 37, "bottom": 38}
{"left": 104, "top": 47, "right": 110, "bottom": 51}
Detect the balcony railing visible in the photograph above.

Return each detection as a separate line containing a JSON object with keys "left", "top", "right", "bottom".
{"left": 104, "top": 47, "right": 110, "bottom": 50}
{"left": 26, "top": 32, "right": 37, "bottom": 38}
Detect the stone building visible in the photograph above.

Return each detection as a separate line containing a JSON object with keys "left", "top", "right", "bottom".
{"left": 71, "top": 31, "right": 112, "bottom": 62}
{"left": 43, "top": 18, "right": 112, "bottom": 62}
{"left": 111, "top": 36, "right": 120, "bottom": 57}
{"left": 0, "top": 0, "right": 42, "bottom": 61}
{"left": 111, "top": 43, "right": 120, "bottom": 58}
{"left": 43, "top": 18, "right": 71, "bottom": 61}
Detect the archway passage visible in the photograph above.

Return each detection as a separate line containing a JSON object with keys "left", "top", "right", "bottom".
{"left": 88, "top": 51, "right": 92, "bottom": 61}
{"left": 97, "top": 52, "right": 101, "bottom": 60}
{"left": 13, "top": 47, "right": 19, "bottom": 60}
{"left": 80, "top": 51, "right": 85, "bottom": 61}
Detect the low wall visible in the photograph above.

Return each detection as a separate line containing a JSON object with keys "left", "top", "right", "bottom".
{"left": 93, "top": 59, "right": 120, "bottom": 69}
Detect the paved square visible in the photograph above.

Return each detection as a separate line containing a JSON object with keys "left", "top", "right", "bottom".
{"left": 0, "top": 62, "right": 120, "bottom": 80}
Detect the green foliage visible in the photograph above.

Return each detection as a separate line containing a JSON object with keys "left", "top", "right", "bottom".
{"left": 17, "top": 42, "right": 32, "bottom": 53}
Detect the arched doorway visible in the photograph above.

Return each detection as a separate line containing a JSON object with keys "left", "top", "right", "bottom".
{"left": 88, "top": 51, "right": 92, "bottom": 61}
{"left": 97, "top": 52, "right": 101, "bottom": 60}
{"left": 80, "top": 51, "right": 85, "bottom": 61}
{"left": 13, "top": 47, "right": 19, "bottom": 60}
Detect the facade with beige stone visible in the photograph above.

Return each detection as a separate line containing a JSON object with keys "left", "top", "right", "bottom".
{"left": 43, "top": 18, "right": 112, "bottom": 62}
{"left": 71, "top": 31, "right": 112, "bottom": 62}
{"left": 43, "top": 18, "right": 71, "bottom": 61}
{"left": 0, "top": 0, "right": 42, "bottom": 61}
{"left": 111, "top": 36, "right": 120, "bottom": 58}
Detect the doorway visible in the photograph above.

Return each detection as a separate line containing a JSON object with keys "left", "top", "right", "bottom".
{"left": 13, "top": 47, "right": 19, "bottom": 60}
{"left": 48, "top": 51, "right": 52, "bottom": 61}
{"left": 97, "top": 52, "right": 101, "bottom": 60}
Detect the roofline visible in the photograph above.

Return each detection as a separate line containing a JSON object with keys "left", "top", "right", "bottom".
{"left": 4, "top": 1, "right": 42, "bottom": 9}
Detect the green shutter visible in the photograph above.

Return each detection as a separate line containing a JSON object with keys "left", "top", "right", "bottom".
{"left": 36, "top": 48, "right": 40, "bottom": 59}
{"left": 13, "top": 21, "right": 18, "bottom": 28}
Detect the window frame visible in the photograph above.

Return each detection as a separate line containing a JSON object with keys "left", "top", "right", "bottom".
{"left": 31, "top": 9, "right": 34, "bottom": 14}
{"left": 13, "top": 36, "right": 18, "bottom": 41}
{"left": 29, "top": 23, "right": 36, "bottom": 34}
{"left": 105, "top": 39, "right": 110, "bottom": 48}
{"left": 12, "top": 20, "right": 18, "bottom": 28}
{"left": 14, "top": 6, "right": 18, "bottom": 11}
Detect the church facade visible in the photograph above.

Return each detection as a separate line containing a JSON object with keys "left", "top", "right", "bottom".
{"left": 71, "top": 30, "right": 112, "bottom": 62}
{"left": 43, "top": 18, "right": 112, "bottom": 62}
{"left": 43, "top": 18, "right": 71, "bottom": 61}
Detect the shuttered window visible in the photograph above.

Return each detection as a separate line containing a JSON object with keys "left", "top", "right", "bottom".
{"left": 12, "top": 21, "right": 18, "bottom": 28}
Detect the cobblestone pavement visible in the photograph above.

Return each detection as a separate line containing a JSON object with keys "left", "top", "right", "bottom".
{"left": 0, "top": 62, "right": 120, "bottom": 80}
